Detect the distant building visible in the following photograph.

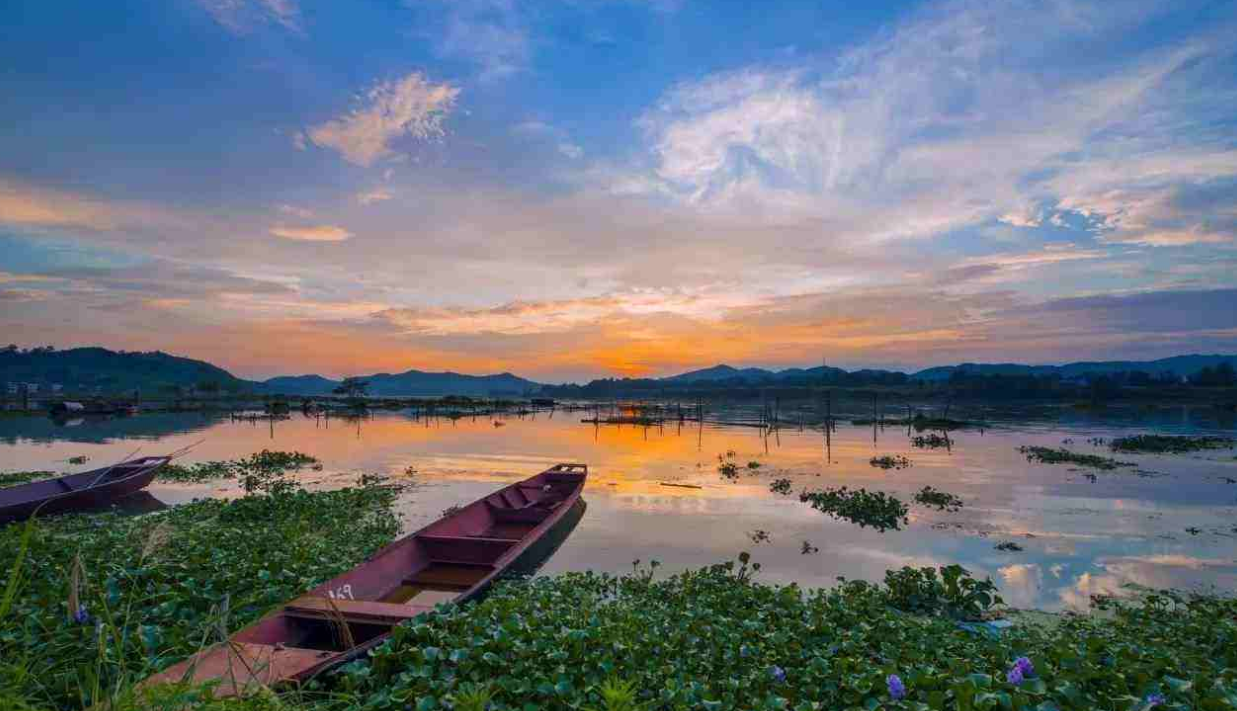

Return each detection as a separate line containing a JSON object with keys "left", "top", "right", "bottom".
{"left": 51, "top": 383, "right": 63, "bottom": 393}
{"left": 24, "top": 383, "right": 40, "bottom": 394}
{"left": 4, "top": 382, "right": 17, "bottom": 395}
{"left": 51, "top": 401, "right": 85, "bottom": 415}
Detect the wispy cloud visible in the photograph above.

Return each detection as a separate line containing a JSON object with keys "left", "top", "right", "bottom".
{"left": 0, "top": 178, "right": 179, "bottom": 233}
{"left": 269, "top": 224, "right": 353, "bottom": 241}
{"left": 307, "top": 72, "right": 459, "bottom": 167}
{"left": 195, "top": 0, "right": 303, "bottom": 35}
{"left": 618, "top": 0, "right": 1237, "bottom": 250}
{"left": 276, "top": 203, "right": 314, "bottom": 218}
{"left": 0, "top": 180, "right": 116, "bottom": 230}
{"left": 415, "top": 0, "right": 530, "bottom": 80}
{"left": 356, "top": 188, "right": 393, "bottom": 205}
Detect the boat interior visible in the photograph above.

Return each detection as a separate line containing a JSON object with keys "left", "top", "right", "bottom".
{"left": 156, "top": 464, "right": 587, "bottom": 695}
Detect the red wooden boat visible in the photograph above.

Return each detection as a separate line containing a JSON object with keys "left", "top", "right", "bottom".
{"left": 0, "top": 456, "right": 169, "bottom": 525}
{"left": 144, "top": 462, "right": 588, "bottom": 697}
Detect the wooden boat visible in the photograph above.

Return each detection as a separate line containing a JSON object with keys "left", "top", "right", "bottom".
{"left": 0, "top": 456, "right": 169, "bottom": 525}
{"left": 144, "top": 462, "right": 589, "bottom": 697}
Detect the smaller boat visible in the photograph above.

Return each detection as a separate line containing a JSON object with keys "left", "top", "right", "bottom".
{"left": 143, "top": 463, "right": 588, "bottom": 697}
{"left": 0, "top": 456, "right": 169, "bottom": 524}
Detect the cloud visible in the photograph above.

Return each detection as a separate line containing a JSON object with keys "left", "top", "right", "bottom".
{"left": 0, "top": 178, "right": 181, "bottom": 233}
{"left": 558, "top": 142, "right": 584, "bottom": 159}
{"left": 306, "top": 72, "right": 459, "bottom": 167}
{"left": 1, "top": 180, "right": 119, "bottom": 230}
{"left": 269, "top": 224, "right": 353, "bottom": 241}
{"left": 195, "top": 0, "right": 303, "bottom": 35}
{"left": 276, "top": 203, "right": 314, "bottom": 218}
{"left": 414, "top": 0, "right": 531, "bottom": 80}
{"left": 356, "top": 188, "right": 393, "bottom": 205}
{"left": 959, "top": 244, "right": 1109, "bottom": 271}
{"left": 616, "top": 0, "right": 1237, "bottom": 250}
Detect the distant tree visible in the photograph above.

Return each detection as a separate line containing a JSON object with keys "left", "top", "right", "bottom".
{"left": 2, "top": 344, "right": 17, "bottom": 354}
{"left": 334, "top": 377, "right": 370, "bottom": 398}
{"left": 1087, "top": 374, "right": 1120, "bottom": 403}
{"left": 1195, "top": 363, "right": 1237, "bottom": 387}
{"left": 197, "top": 380, "right": 221, "bottom": 394}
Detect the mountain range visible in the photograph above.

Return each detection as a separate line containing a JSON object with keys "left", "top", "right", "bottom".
{"left": 3, "top": 346, "right": 1235, "bottom": 396}
{"left": 259, "top": 370, "right": 537, "bottom": 397}
{"left": 662, "top": 355, "right": 1237, "bottom": 384}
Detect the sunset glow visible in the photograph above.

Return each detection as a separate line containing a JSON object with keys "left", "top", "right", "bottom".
{"left": 3, "top": 1, "right": 1236, "bottom": 381}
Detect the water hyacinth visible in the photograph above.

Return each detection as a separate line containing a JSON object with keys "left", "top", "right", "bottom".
{"left": 1014, "top": 656, "right": 1034, "bottom": 677}
{"left": 768, "top": 665, "right": 786, "bottom": 684}
{"left": 72, "top": 604, "right": 90, "bottom": 625}
{"left": 1145, "top": 693, "right": 1166, "bottom": 708}
{"left": 1006, "top": 665, "right": 1024, "bottom": 686}
{"left": 887, "top": 674, "right": 906, "bottom": 700}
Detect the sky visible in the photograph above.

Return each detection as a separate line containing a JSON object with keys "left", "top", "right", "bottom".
{"left": 2, "top": 0, "right": 1236, "bottom": 382}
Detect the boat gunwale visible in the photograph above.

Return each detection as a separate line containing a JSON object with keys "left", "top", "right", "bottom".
{"left": 145, "top": 462, "right": 588, "bottom": 692}
{"left": 0, "top": 456, "right": 170, "bottom": 518}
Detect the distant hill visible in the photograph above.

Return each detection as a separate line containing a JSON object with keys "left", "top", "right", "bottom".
{"left": 259, "top": 369, "right": 540, "bottom": 397}
{"left": 664, "top": 365, "right": 778, "bottom": 383}
{"left": 0, "top": 346, "right": 252, "bottom": 394}
{"left": 912, "top": 354, "right": 1237, "bottom": 381}
{"left": 259, "top": 374, "right": 339, "bottom": 396}
{"left": 0, "top": 346, "right": 541, "bottom": 398}
{"left": 660, "top": 363, "right": 894, "bottom": 385}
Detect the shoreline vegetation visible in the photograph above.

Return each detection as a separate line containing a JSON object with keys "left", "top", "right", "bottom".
{"left": 1, "top": 452, "right": 1234, "bottom": 710}
{"left": 3, "top": 501, "right": 1234, "bottom": 710}
{"left": 2, "top": 419, "right": 1235, "bottom": 711}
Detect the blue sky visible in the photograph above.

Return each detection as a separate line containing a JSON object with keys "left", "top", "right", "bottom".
{"left": 2, "top": 0, "right": 1236, "bottom": 381}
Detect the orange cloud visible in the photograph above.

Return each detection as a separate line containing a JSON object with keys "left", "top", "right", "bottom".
{"left": 269, "top": 224, "right": 353, "bottom": 242}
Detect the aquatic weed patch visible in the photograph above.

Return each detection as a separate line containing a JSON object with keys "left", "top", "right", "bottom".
{"left": 1017, "top": 446, "right": 1135, "bottom": 470}
{"left": 0, "top": 478, "right": 399, "bottom": 709}
{"left": 912, "top": 433, "right": 951, "bottom": 449}
{"left": 0, "top": 470, "right": 55, "bottom": 488}
{"left": 914, "top": 485, "right": 963, "bottom": 511}
{"left": 323, "top": 561, "right": 1237, "bottom": 711}
{"left": 1109, "top": 434, "right": 1235, "bottom": 454}
{"left": 769, "top": 478, "right": 793, "bottom": 495}
{"left": 883, "top": 564, "right": 1002, "bottom": 619}
{"left": 870, "top": 455, "right": 912, "bottom": 470}
{"left": 156, "top": 449, "right": 320, "bottom": 483}
{"left": 798, "top": 486, "right": 908, "bottom": 531}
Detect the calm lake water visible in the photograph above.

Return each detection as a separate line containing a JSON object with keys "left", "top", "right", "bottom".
{"left": 3, "top": 407, "right": 1236, "bottom": 610}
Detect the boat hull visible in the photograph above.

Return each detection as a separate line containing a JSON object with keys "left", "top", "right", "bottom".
{"left": 0, "top": 457, "right": 168, "bottom": 525}
{"left": 144, "top": 463, "right": 588, "bottom": 696}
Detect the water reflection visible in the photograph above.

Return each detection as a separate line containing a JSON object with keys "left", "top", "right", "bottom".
{"left": 0, "top": 410, "right": 1233, "bottom": 610}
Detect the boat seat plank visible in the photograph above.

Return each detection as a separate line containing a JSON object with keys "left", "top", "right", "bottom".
{"left": 407, "top": 563, "right": 493, "bottom": 588}
{"left": 417, "top": 534, "right": 514, "bottom": 564}
{"left": 285, "top": 597, "right": 432, "bottom": 623}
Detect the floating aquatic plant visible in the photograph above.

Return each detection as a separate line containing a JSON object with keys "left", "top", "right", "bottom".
{"left": 869, "top": 454, "right": 912, "bottom": 470}
{"left": 1109, "top": 434, "right": 1235, "bottom": 454}
{"left": 1017, "top": 446, "right": 1135, "bottom": 470}
{"left": 798, "top": 486, "right": 908, "bottom": 531}
{"left": 914, "top": 485, "right": 963, "bottom": 511}
{"left": 768, "top": 478, "right": 793, "bottom": 495}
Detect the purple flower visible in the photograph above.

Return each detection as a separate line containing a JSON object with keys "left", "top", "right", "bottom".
{"left": 1014, "top": 656, "right": 1034, "bottom": 677}
{"left": 887, "top": 674, "right": 906, "bottom": 700}
{"left": 769, "top": 666, "right": 786, "bottom": 684}
{"left": 72, "top": 604, "right": 90, "bottom": 625}
{"left": 1006, "top": 665, "right": 1024, "bottom": 686}
{"left": 1146, "top": 693, "right": 1166, "bottom": 708}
